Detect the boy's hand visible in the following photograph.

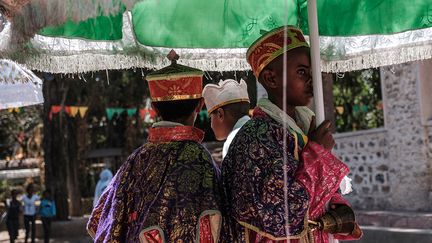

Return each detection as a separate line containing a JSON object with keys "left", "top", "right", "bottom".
{"left": 308, "top": 116, "right": 335, "bottom": 150}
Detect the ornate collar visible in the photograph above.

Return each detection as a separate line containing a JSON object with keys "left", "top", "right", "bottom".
{"left": 148, "top": 126, "right": 204, "bottom": 143}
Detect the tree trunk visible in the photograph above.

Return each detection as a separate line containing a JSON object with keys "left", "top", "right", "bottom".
{"left": 67, "top": 116, "right": 82, "bottom": 216}
{"left": 74, "top": 118, "right": 88, "bottom": 215}
{"left": 42, "top": 76, "right": 69, "bottom": 220}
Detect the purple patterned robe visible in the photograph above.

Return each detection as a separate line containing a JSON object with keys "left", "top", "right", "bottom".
{"left": 220, "top": 108, "right": 358, "bottom": 242}
{"left": 87, "top": 126, "right": 221, "bottom": 243}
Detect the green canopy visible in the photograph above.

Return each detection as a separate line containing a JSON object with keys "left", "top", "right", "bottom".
{"left": 2, "top": 0, "right": 432, "bottom": 73}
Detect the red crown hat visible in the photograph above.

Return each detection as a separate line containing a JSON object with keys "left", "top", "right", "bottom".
{"left": 246, "top": 26, "right": 309, "bottom": 78}
{"left": 146, "top": 50, "right": 203, "bottom": 102}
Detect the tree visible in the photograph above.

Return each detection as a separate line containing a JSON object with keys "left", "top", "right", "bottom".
{"left": 0, "top": 106, "right": 43, "bottom": 160}
{"left": 41, "top": 69, "right": 150, "bottom": 219}
{"left": 333, "top": 69, "right": 384, "bottom": 133}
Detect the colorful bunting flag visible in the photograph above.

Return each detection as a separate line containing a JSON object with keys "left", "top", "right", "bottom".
{"left": 49, "top": 105, "right": 62, "bottom": 120}
{"left": 7, "top": 107, "right": 21, "bottom": 113}
{"left": 70, "top": 106, "right": 79, "bottom": 117}
{"left": 353, "top": 105, "right": 359, "bottom": 114}
{"left": 115, "top": 108, "right": 125, "bottom": 116}
{"left": 127, "top": 108, "right": 137, "bottom": 117}
{"left": 46, "top": 105, "right": 154, "bottom": 121}
{"left": 64, "top": 106, "right": 72, "bottom": 116}
{"left": 106, "top": 108, "right": 116, "bottom": 120}
{"left": 336, "top": 106, "right": 344, "bottom": 115}
{"left": 78, "top": 107, "right": 88, "bottom": 118}
{"left": 139, "top": 109, "right": 146, "bottom": 120}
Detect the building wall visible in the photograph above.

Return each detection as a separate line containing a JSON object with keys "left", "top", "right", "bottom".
{"left": 333, "top": 61, "right": 432, "bottom": 211}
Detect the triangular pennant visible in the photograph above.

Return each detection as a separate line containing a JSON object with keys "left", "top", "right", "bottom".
{"left": 353, "top": 105, "right": 359, "bottom": 113}
{"left": 139, "top": 109, "right": 147, "bottom": 120}
{"left": 7, "top": 108, "right": 21, "bottom": 113}
{"left": 78, "top": 107, "right": 88, "bottom": 118}
{"left": 49, "top": 106, "right": 62, "bottom": 121}
{"left": 51, "top": 105, "right": 62, "bottom": 114}
{"left": 106, "top": 108, "right": 115, "bottom": 120}
{"left": 114, "top": 108, "right": 125, "bottom": 115}
{"left": 127, "top": 108, "right": 137, "bottom": 117}
{"left": 70, "top": 106, "right": 79, "bottom": 117}
{"left": 64, "top": 106, "right": 72, "bottom": 116}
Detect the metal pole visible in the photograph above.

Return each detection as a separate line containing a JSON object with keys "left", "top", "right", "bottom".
{"left": 307, "top": 0, "right": 325, "bottom": 123}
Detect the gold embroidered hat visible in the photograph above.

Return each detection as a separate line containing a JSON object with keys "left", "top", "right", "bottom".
{"left": 246, "top": 26, "right": 309, "bottom": 78}
{"left": 146, "top": 50, "right": 203, "bottom": 101}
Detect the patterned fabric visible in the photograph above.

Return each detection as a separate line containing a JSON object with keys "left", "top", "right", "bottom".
{"left": 87, "top": 126, "right": 221, "bottom": 242}
{"left": 221, "top": 108, "right": 309, "bottom": 241}
{"left": 147, "top": 126, "right": 205, "bottom": 143}
{"left": 140, "top": 228, "right": 164, "bottom": 243}
{"left": 220, "top": 107, "right": 356, "bottom": 243}
{"left": 246, "top": 26, "right": 309, "bottom": 78}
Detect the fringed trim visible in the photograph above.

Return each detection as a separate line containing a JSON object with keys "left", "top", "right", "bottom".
{"left": 3, "top": 11, "right": 432, "bottom": 73}
{"left": 322, "top": 43, "right": 432, "bottom": 73}
{"left": 10, "top": 43, "right": 432, "bottom": 74}
{"left": 17, "top": 53, "right": 251, "bottom": 74}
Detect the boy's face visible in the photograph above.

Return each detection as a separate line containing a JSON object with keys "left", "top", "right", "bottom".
{"left": 263, "top": 47, "right": 313, "bottom": 107}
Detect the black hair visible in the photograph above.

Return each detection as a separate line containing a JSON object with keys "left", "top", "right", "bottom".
{"left": 152, "top": 98, "right": 200, "bottom": 121}
{"left": 219, "top": 102, "right": 250, "bottom": 120}
{"left": 11, "top": 189, "right": 19, "bottom": 197}
{"left": 43, "top": 190, "right": 52, "bottom": 200}
{"left": 26, "top": 183, "right": 34, "bottom": 193}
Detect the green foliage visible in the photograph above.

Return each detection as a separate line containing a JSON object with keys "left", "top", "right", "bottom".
{"left": 0, "top": 106, "right": 43, "bottom": 159}
{"left": 333, "top": 69, "right": 384, "bottom": 133}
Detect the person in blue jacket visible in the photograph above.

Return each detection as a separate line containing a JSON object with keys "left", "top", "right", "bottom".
{"left": 38, "top": 190, "right": 56, "bottom": 243}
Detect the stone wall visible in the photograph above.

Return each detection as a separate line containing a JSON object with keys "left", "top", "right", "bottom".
{"left": 333, "top": 61, "right": 432, "bottom": 211}
{"left": 333, "top": 129, "right": 390, "bottom": 209}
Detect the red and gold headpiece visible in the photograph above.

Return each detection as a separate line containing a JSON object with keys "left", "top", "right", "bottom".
{"left": 246, "top": 26, "right": 309, "bottom": 78}
{"left": 146, "top": 50, "right": 203, "bottom": 102}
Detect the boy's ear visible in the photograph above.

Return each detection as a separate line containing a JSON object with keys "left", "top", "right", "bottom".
{"left": 260, "top": 68, "right": 278, "bottom": 89}
{"left": 216, "top": 107, "right": 225, "bottom": 120}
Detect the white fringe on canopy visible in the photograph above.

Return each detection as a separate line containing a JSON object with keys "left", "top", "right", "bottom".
{"left": 2, "top": 12, "right": 432, "bottom": 73}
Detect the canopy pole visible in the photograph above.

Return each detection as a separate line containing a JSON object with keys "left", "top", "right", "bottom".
{"left": 307, "top": 0, "right": 325, "bottom": 123}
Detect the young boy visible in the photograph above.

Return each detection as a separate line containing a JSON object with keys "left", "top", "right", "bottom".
{"left": 87, "top": 50, "right": 221, "bottom": 242}
{"left": 22, "top": 183, "right": 39, "bottom": 243}
{"left": 202, "top": 79, "right": 250, "bottom": 158}
{"left": 5, "top": 189, "right": 21, "bottom": 243}
{"left": 39, "top": 190, "right": 56, "bottom": 243}
{"left": 220, "top": 26, "right": 361, "bottom": 242}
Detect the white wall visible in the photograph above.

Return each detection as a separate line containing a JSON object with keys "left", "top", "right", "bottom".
{"left": 333, "top": 61, "right": 432, "bottom": 211}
